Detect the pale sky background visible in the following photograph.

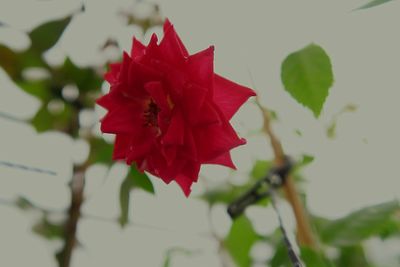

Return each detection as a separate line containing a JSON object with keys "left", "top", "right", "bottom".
{"left": 0, "top": 0, "right": 400, "bottom": 266}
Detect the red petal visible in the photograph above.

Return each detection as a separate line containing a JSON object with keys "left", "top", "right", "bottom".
{"left": 96, "top": 91, "right": 129, "bottom": 110}
{"left": 174, "top": 162, "right": 200, "bottom": 197}
{"left": 119, "top": 52, "right": 131, "bottom": 85}
{"left": 112, "top": 134, "right": 131, "bottom": 160}
{"left": 205, "top": 152, "right": 236, "bottom": 169}
{"left": 126, "top": 140, "right": 154, "bottom": 163}
{"left": 213, "top": 74, "right": 256, "bottom": 120}
{"left": 182, "top": 83, "right": 208, "bottom": 124}
{"left": 187, "top": 46, "right": 214, "bottom": 89}
{"left": 144, "top": 81, "right": 170, "bottom": 111}
{"left": 195, "top": 101, "right": 220, "bottom": 126}
{"left": 104, "top": 63, "right": 122, "bottom": 84}
{"left": 100, "top": 105, "right": 142, "bottom": 134}
{"left": 163, "top": 19, "right": 189, "bottom": 57}
{"left": 128, "top": 61, "right": 163, "bottom": 89}
{"left": 162, "top": 110, "right": 185, "bottom": 145}
{"left": 131, "top": 37, "right": 146, "bottom": 59}
{"left": 194, "top": 117, "right": 246, "bottom": 161}
{"left": 159, "top": 21, "right": 188, "bottom": 66}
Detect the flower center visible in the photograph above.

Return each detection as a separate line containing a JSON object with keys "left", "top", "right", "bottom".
{"left": 143, "top": 99, "right": 160, "bottom": 127}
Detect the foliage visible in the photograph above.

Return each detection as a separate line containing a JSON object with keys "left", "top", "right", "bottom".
{"left": 281, "top": 43, "right": 334, "bottom": 117}
{"left": 356, "top": 0, "right": 398, "bottom": 10}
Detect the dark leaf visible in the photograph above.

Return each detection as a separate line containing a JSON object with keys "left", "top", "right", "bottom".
{"left": 335, "top": 245, "right": 372, "bottom": 267}
{"left": 29, "top": 16, "right": 72, "bottom": 52}
{"left": 32, "top": 216, "right": 64, "bottom": 240}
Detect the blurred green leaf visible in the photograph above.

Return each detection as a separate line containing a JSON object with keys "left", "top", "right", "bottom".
{"left": 269, "top": 239, "right": 291, "bottom": 267}
{"left": 15, "top": 196, "right": 35, "bottom": 210}
{"left": 296, "top": 154, "right": 314, "bottom": 169}
{"left": 119, "top": 166, "right": 154, "bottom": 227}
{"left": 326, "top": 104, "right": 357, "bottom": 139}
{"left": 29, "top": 16, "right": 71, "bottom": 53}
{"left": 16, "top": 80, "right": 50, "bottom": 101}
{"left": 225, "top": 216, "right": 260, "bottom": 267}
{"left": 300, "top": 247, "right": 335, "bottom": 267}
{"left": 251, "top": 160, "right": 273, "bottom": 179}
{"left": 31, "top": 102, "right": 73, "bottom": 132}
{"left": 356, "top": 0, "right": 397, "bottom": 10}
{"left": 317, "top": 200, "right": 400, "bottom": 246}
{"left": 201, "top": 160, "right": 272, "bottom": 206}
{"left": 281, "top": 43, "right": 334, "bottom": 117}
{"left": 89, "top": 138, "right": 114, "bottom": 165}
{"left": 162, "top": 248, "right": 197, "bottom": 267}
{"left": 55, "top": 57, "right": 102, "bottom": 93}
{"left": 327, "top": 121, "right": 337, "bottom": 139}
{"left": 335, "top": 245, "right": 371, "bottom": 267}
{"left": 33, "top": 216, "right": 64, "bottom": 240}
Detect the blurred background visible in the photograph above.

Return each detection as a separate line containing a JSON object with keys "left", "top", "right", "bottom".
{"left": 0, "top": 0, "right": 399, "bottom": 266}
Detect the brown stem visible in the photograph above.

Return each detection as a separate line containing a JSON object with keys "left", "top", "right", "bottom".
{"left": 57, "top": 165, "right": 86, "bottom": 267}
{"left": 255, "top": 97, "right": 317, "bottom": 248}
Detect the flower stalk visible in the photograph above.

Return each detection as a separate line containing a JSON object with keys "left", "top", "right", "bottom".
{"left": 255, "top": 97, "right": 317, "bottom": 249}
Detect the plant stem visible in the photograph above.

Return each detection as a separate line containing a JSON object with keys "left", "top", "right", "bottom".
{"left": 57, "top": 165, "right": 86, "bottom": 267}
{"left": 255, "top": 98, "right": 317, "bottom": 248}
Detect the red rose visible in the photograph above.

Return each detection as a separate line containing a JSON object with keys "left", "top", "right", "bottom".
{"left": 97, "top": 19, "right": 255, "bottom": 196}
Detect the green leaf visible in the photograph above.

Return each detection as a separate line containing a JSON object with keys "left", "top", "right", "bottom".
{"left": 32, "top": 216, "right": 64, "bottom": 240}
{"left": 225, "top": 216, "right": 260, "bottom": 267}
{"left": 335, "top": 245, "right": 372, "bottom": 267}
{"left": 201, "top": 160, "right": 273, "bottom": 206}
{"left": 162, "top": 248, "right": 197, "bottom": 267}
{"left": 119, "top": 166, "right": 154, "bottom": 227}
{"left": 29, "top": 16, "right": 72, "bottom": 52}
{"left": 15, "top": 196, "right": 35, "bottom": 210}
{"left": 89, "top": 138, "right": 114, "bottom": 165}
{"left": 30, "top": 102, "right": 73, "bottom": 132}
{"left": 326, "top": 104, "right": 357, "bottom": 139}
{"left": 281, "top": 43, "right": 334, "bottom": 117}
{"left": 356, "top": 0, "right": 397, "bottom": 10}
{"left": 300, "top": 247, "right": 335, "bottom": 267}
{"left": 296, "top": 154, "right": 314, "bottom": 168}
{"left": 55, "top": 57, "right": 102, "bottom": 93}
{"left": 251, "top": 160, "right": 273, "bottom": 179}
{"left": 317, "top": 200, "right": 400, "bottom": 246}
{"left": 269, "top": 239, "right": 292, "bottom": 267}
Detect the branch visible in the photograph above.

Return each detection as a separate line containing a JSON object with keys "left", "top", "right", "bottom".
{"left": 255, "top": 97, "right": 317, "bottom": 248}
{"left": 57, "top": 165, "right": 86, "bottom": 267}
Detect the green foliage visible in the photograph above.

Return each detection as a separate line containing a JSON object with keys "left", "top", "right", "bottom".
{"left": 335, "top": 245, "right": 372, "bottom": 267}
{"left": 316, "top": 200, "right": 400, "bottom": 246}
{"left": 300, "top": 247, "right": 335, "bottom": 267}
{"left": 162, "top": 248, "right": 197, "bottom": 267}
{"left": 201, "top": 160, "right": 272, "bottom": 206}
{"left": 326, "top": 104, "right": 357, "bottom": 139}
{"left": 269, "top": 240, "right": 292, "bottom": 267}
{"left": 119, "top": 166, "right": 154, "bottom": 227}
{"left": 29, "top": 16, "right": 72, "bottom": 53}
{"left": 281, "top": 44, "right": 334, "bottom": 117}
{"left": 356, "top": 0, "right": 398, "bottom": 10}
{"left": 225, "top": 216, "right": 260, "bottom": 267}
{"left": 32, "top": 216, "right": 65, "bottom": 240}
{"left": 15, "top": 196, "right": 35, "bottom": 210}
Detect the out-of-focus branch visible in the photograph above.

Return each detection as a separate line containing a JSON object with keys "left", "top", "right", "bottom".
{"left": 57, "top": 165, "right": 86, "bottom": 267}
{"left": 255, "top": 97, "right": 317, "bottom": 248}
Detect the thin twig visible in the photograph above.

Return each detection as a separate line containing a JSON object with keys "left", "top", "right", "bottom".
{"left": 250, "top": 75, "right": 316, "bottom": 248}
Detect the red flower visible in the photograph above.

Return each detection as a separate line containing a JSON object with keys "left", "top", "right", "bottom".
{"left": 97, "top": 19, "right": 255, "bottom": 196}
